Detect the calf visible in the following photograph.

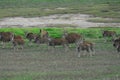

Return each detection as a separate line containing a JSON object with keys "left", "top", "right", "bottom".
{"left": 77, "top": 40, "right": 95, "bottom": 57}
{"left": 0, "top": 32, "right": 14, "bottom": 48}
{"left": 11, "top": 35, "right": 24, "bottom": 51}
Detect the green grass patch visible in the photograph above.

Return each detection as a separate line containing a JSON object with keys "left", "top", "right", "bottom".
{"left": 1, "top": 68, "right": 120, "bottom": 80}
{"left": 1, "top": 27, "right": 120, "bottom": 38}
{"left": 0, "top": 27, "right": 120, "bottom": 80}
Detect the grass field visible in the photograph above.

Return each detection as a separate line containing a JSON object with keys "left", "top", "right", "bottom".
{"left": 0, "top": 27, "right": 120, "bottom": 80}
{"left": 0, "top": 0, "right": 120, "bottom": 22}
{"left": 0, "top": 0, "right": 120, "bottom": 79}
{"left": 0, "top": 36, "right": 120, "bottom": 80}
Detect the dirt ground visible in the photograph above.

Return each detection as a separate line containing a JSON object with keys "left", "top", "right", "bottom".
{"left": 0, "top": 40, "right": 120, "bottom": 80}
{"left": 0, "top": 14, "right": 120, "bottom": 28}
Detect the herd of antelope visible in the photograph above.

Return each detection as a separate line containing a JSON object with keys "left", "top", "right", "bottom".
{"left": 0, "top": 29, "right": 120, "bottom": 57}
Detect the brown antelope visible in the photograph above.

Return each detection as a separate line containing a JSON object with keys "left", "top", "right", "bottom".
{"left": 40, "top": 29, "right": 49, "bottom": 38}
{"left": 11, "top": 35, "right": 24, "bottom": 51}
{"left": 25, "top": 32, "right": 38, "bottom": 46}
{"left": 47, "top": 36, "right": 69, "bottom": 52}
{"left": 63, "top": 31, "right": 83, "bottom": 47}
{"left": 0, "top": 32, "right": 14, "bottom": 48}
{"left": 77, "top": 40, "right": 95, "bottom": 57}
{"left": 113, "top": 37, "right": 120, "bottom": 52}
{"left": 34, "top": 35, "right": 48, "bottom": 44}
{"left": 102, "top": 30, "right": 116, "bottom": 42}
{"left": 25, "top": 32, "right": 37, "bottom": 42}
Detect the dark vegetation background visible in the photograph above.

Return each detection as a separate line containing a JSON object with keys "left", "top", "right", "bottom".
{"left": 0, "top": 0, "right": 120, "bottom": 19}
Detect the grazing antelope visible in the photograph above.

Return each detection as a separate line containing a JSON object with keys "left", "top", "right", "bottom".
{"left": 25, "top": 32, "right": 38, "bottom": 46}
{"left": 34, "top": 35, "right": 48, "bottom": 44}
{"left": 25, "top": 32, "right": 37, "bottom": 42}
{"left": 77, "top": 40, "right": 95, "bottom": 57}
{"left": 63, "top": 31, "right": 83, "bottom": 47}
{"left": 48, "top": 36, "right": 69, "bottom": 52}
{"left": 40, "top": 29, "right": 49, "bottom": 38}
{"left": 11, "top": 35, "right": 24, "bottom": 51}
{"left": 113, "top": 37, "right": 120, "bottom": 52}
{"left": 0, "top": 32, "right": 14, "bottom": 48}
{"left": 33, "top": 29, "right": 49, "bottom": 47}
{"left": 102, "top": 30, "right": 116, "bottom": 42}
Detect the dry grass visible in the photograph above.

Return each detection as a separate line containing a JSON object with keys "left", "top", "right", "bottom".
{"left": 0, "top": 39, "right": 120, "bottom": 80}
